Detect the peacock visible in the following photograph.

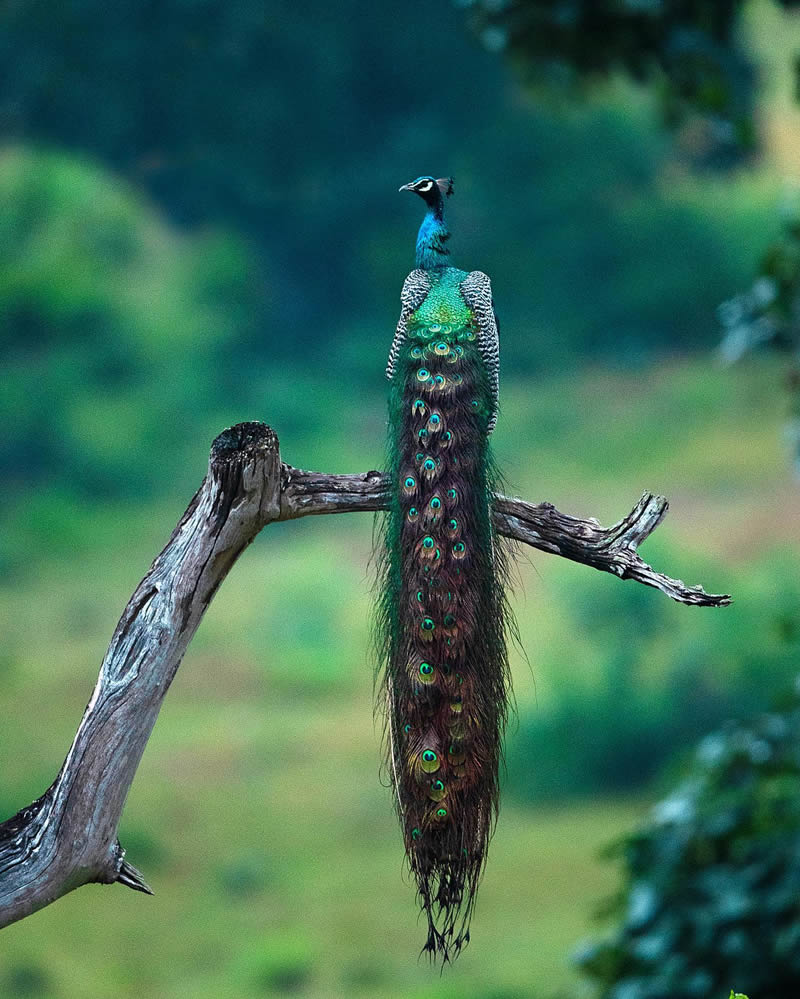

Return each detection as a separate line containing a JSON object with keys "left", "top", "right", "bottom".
{"left": 375, "top": 176, "right": 512, "bottom": 961}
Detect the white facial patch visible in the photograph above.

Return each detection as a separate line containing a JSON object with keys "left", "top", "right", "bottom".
{"left": 418, "top": 180, "right": 433, "bottom": 193}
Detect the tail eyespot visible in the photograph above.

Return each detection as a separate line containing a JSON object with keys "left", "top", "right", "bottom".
{"left": 429, "top": 779, "right": 446, "bottom": 801}
{"left": 418, "top": 661, "right": 435, "bottom": 684}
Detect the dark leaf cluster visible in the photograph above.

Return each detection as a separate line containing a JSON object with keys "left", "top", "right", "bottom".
{"left": 461, "top": 0, "right": 800, "bottom": 165}
{"left": 575, "top": 679, "right": 800, "bottom": 998}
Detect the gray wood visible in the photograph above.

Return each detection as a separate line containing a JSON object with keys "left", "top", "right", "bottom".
{"left": 0, "top": 421, "right": 729, "bottom": 929}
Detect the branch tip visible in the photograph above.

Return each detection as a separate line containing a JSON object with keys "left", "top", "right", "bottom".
{"left": 116, "top": 858, "right": 154, "bottom": 895}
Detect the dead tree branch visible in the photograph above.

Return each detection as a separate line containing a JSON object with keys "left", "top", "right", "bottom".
{"left": 0, "top": 421, "right": 729, "bottom": 929}
{"left": 280, "top": 468, "right": 729, "bottom": 607}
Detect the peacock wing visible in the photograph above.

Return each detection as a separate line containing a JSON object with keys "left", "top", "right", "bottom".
{"left": 459, "top": 271, "right": 500, "bottom": 434}
{"left": 386, "top": 269, "right": 432, "bottom": 381}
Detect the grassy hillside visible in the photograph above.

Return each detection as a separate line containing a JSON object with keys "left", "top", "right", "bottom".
{"left": 0, "top": 354, "right": 795, "bottom": 997}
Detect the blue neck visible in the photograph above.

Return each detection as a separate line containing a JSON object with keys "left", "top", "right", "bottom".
{"left": 415, "top": 205, "right": 450, "bottom": 270}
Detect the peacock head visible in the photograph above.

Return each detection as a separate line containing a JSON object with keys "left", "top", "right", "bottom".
{"left": 399, "top": 176, "right": 454, "bottom": 210}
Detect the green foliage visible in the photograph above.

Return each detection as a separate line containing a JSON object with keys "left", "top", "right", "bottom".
{"left": 0, "top": 145, "right": 263, "bottom": 507}
{"left": 461, "top": 0, "right": 800, "bottom": 165}
{"left": 576, "top": 681, "right": 800, "bottom": 998}
{"left": 505, "top": 547, "right": 800, "bottom": 800}
{"left": 2, "top": 963, "right": 51, "bottom": 998}
{"left": 719, "top": 193, "right": 800, "bottom": 472}
{"left": 0, "top": 0, "right": 782, "bottom": 391}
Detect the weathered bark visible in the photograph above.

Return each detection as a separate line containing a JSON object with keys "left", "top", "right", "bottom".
{"left": 0, "top": 421, "right": 730, "bottom": 929}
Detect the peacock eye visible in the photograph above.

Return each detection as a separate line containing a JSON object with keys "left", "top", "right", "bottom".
{"left": 443, "top": 614, "right": 455, "bottom": 628}
{"left": 429, "top": 323, "right": 442, "bottom": 333}
{"left": 410, "top": 346, "right": 423, "bottom": 358}
{"left": 431, "top": 780, "right": 444, "bottom": 792}
{"left": 411, "top": 827, "right": 421, "bottom": 840}
{"left": 449, "top": 518, "right": 458, "bottom": 530}
{"left": 404, "top": 476, "right": 416, "bottom": 489}
{"left": 436, "top": 807, "right": 448, "bottom": 818}
{"left": 422, "top": 536, "right": 434, "bottom": 549}
{"left": 416, "top": 368, "right": 430, "bottom": 382}
{"left": 443, "top": 431, "right": 452, "bottom": 441}
{"left": 419, "top": 662, "right": 434, "bottom": 676}
{"left": 423, "top": 458, "right": 436, "bottom": 472}
{"left": 434, "top": 375, "right": 445, "bottom": 387}
{"left": 404, "top": 724, "right": 412, "bottom": 734}
{"left": 447, "top": 488, "right": 457, "bottom": 500}
{"left": 453, "top": 542, "right": 465, "bottom": 553}
{"left": 428, "top": 413, "right": 441, "bottom": 426}
{"left": 418, "top": 428, "right": 428, "bottom": 441}
{"left": 430, "top": 497, "right": 441, "bottom": 510}
{"left": 412, "top": 398, "right": 426, "bottom": 414}
{"left": 422, "top": 750, "right": 437, "bottom": 763}
{"left": 421, "top": 617, "right": 435, "bottom": 631}
{"left": 408, "top": 506, "right": 418, "bottom": 521}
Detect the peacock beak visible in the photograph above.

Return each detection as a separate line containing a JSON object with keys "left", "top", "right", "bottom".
{"left": 398, "top": 182, "right": 415, "bottom": 192}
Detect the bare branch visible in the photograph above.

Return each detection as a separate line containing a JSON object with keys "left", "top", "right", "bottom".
{"left": 0, "top": 421, "right": 729, "bottom": 929}
{"left": 493, "top": 492, "right": 731, "bottom": 607}
{"left": 279, "top": 466, "right": 730, "bottom": 607}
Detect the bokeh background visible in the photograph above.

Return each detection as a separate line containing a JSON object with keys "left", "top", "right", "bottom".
{"left": 1, "top": 1, "right": 800, "bottom": 997}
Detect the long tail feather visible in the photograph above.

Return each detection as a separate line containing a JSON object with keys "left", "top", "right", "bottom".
{"left": 375, "top": 298, "right": 511, "bottom": 962}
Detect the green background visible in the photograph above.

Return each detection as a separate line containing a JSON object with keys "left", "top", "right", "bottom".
{"left": 1, "top": 1, "right": 798, "bottom": 996}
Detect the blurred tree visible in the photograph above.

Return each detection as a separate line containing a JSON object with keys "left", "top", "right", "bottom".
{"left": 460, "top": 0, "right": 800, "bottom": 465}
{"left": 0, "top": 0, "right": 505, "bottom": 337}
{"left": 0, "top": 0, "right": 772, "bottom": 371}
{"left": 575, "top": 678, "right": 800, "bottom": 998}
{"left": 0, "top": 146, "right": 263, "bottom": 503}
{"left": 460, "top": 0, "right": 800, "bottom": 166}
{"left": 719, "top": 192, "right": 800, "bottom": 473}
